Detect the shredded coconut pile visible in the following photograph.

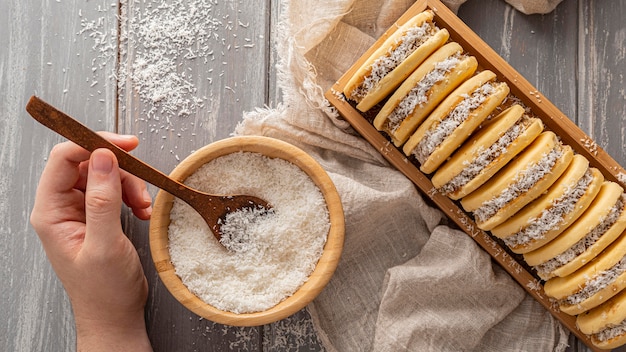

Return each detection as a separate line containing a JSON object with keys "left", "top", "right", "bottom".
{"left": 351, "top": 21, "right": 437, "bottom": 101}
{"left": 563, "top": 255, "right": 626, "bottom": 306}
{"left": 219, "top": 206, "right": 276, "bottom": 252}
{"left": 386, "top": 53, "right": 463, "bottom": 133}
{"left": 168, "top": 152, "right": 330, "bottom": 314}
{"left": 503, "top": 170, "right": 594, "bottom": 248}
{"left": 438, "top": 116, "right": 529, "bottom": 195}
{"left": 536, "top": 195, "right": 626, "bottom": 276}
{"left": 411, "top": 82, "right": 495, "bottom": 164}
{"left": 473, "top": 146, "right": 563, "bottom": 223}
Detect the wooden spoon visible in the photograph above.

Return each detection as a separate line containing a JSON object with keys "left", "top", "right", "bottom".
{"left": 26, "top": 96, "right": 271, "bottom": 244}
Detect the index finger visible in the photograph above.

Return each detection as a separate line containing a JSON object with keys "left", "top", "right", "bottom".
{"left": 37, "top": 133, "right": 140, "bottom": 200}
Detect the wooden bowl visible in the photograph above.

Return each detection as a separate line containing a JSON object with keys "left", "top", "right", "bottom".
{"left": 149, "top": 135, "right": 345, "bottom": 326}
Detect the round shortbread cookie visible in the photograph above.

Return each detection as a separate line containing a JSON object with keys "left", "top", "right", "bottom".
{"left": 460, "top": 131, "right": 573, "bottom": 231}
{"left": 544, "top": 230, "right": 626, "bottom": 315}
{"left": 525, "top": 182, "right": 626, "bottom": 279}
{"left": 431, "top": 104, "right": 543, "bottom": 200}
{"left": 492, "top": 155, "right": 603, "bottom": 254}
{"left": 344, "top": 10, "right": 450, "bottom": 112}
{"left": 577, "top": 288, "right": 626, "bottom": 349}
{"left": 373, "top": 42, "right": 478, "bottom": 147}
{"left": 402, "top": 70, "right": 510, "bottom": 174}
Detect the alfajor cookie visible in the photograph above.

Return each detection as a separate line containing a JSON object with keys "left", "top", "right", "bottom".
{"left": 577, "top": 288, "right": 626, "bottom": 349}
{"left": 491, "top": 154, "right": 604, "bottom": 254}
{"left": 343, "top": 10, "right": 450, "bottom": 112}
{"left": 431, "top": 104, "right": 543, "bottom": 200}
{"left": 460, "top": 131, "right": 573, "bottom": 231}
{"left": 526, "top": 182, "right": 626, "bottom": 280}
{"left": 373, "top": 42, "right": 478, "bottom": 147}
{"left": 544, "top": 230, "right": 626, "bottom": 315}
{"left": 401, "top": 70, "right": 510, "bottom": 174}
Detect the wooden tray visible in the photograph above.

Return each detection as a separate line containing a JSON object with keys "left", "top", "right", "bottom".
{"left": 324, "top": 0, "right": 626, "bottom": 350}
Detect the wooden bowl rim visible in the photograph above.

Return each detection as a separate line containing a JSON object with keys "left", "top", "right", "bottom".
{"left": 149, "top": 135, "right": 345, "bottom": 326}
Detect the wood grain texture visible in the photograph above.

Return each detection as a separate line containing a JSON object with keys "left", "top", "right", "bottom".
{"left": 1, "top": 0, "right": 118, "bottom": 351}
{"left": 2, "top": 0, "right": 625, "bottom": 351}
{"left": 118, "top": 0, "right": 272, "bottom": 349}
{"left": 578, "top": 1, "right": 626, "bottom": 167}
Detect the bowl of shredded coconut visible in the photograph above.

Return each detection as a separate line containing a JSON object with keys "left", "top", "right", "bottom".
{"left": 149, "top": 136, "right": 344, "bottom": 326}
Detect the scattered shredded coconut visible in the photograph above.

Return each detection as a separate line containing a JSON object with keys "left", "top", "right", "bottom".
{"left": 563, "top": 255, "right": 626, "bottom": 306}
{"left": 123, "top": 0, "right": 226, "bottom": 118}
{"left": 580, "top": 137, "right": 599, "bottom": 156}
{"left": 473, "top": 146, "right": 564, "bottom": 223}
{"left": 438, "top": 116, "right": 529, "bottom": 194}
{"left": 351, "top": 21, "right": 437, "bottom": 101}
{"left": 386, "top": 53, "right": 463, "bottom": 133}
{"left": 503, "top": 169, "right": 594, "bottom": 248}
{"left": 411, "top": 82, "right": 495, "bottom": 164}
{"left": 78, "top": 0, "right": 257, "bottom": 128}
{"left": 536, "top": 195, "right": 626, "bottom": 276}
{"left": 168, "top": 152, "right": 330, "bottom": 314}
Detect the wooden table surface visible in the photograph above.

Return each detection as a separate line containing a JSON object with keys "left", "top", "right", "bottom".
{"left": 1, "top": 0, "right": 624, "bottom": 351}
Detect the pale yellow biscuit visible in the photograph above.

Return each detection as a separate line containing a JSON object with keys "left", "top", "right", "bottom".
{"left": 544, "top": 230, "right": 626, "bottom": 315}
{"left": 577, "top": 288, "right": 626, "bottom": 349}
{"left": 460, "top": 131, "right": 573, "bottom": 231}
{"left": 373, "top": 42, "right": 478, "bottom": 147}
{"left": 492, "top": 155, "right": 603, "bottom": 254}
{"left": 401, "top": 70, "right": 509, "bottom": 174}
{"left": 525, "top": 182, "right": 626, "bottom": 279}
{"left": 343, "top": 10, "right": 450, "bottom": 112}
{"left": 431, "top": 105, "right": 543, "bottom": 200}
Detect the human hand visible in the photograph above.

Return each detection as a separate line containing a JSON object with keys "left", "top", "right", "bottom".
{"left": 30, "top": 133, "right": 153, "bottom": 351}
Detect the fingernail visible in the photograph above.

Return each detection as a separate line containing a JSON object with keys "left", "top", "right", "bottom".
{"left": 92, "top": 151, "right": 113, "bottom": 174}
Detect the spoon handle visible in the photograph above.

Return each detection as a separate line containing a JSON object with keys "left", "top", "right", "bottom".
{"left": 26, "top": 96, "right": 194, "bottom": 199}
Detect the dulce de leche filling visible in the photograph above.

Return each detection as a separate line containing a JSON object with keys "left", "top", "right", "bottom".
{"left": 593, "top": 318, "right": 626, "bottom": 344}
{"left": 561, "top": 255, "right": 626, "bottom": 307}
{"left": 410, "top": 81, "right": 495, "bottom": 164}
{"left": 350, "top": 21, "right": 438, "bottom": 101}
{"left": 438, "top": 115, "right": 532, "bottom": 195}
{"left": 386, "top": 53, "right": 464, "bottom": 134}
{"left": 472, "top": 145, "right": 564, "bottom": 223}
{"left": 535, "top": 195, "right": 626, "bottom": 277}
{"left": 503, "top": 169, "right": 594, "bottom": 248}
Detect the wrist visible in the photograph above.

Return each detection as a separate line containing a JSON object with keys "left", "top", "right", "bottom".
{"left": 74, "top": 309, "right": 152, "bottom": 352}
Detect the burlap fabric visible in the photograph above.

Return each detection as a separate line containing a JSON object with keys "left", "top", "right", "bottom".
{"left": 236, "top": 0, "right": 569, "bottom": 350}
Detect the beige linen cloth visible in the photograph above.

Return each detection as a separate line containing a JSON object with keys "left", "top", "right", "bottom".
{"left": 235, "top": 0, "right": 568, "bottom": 350}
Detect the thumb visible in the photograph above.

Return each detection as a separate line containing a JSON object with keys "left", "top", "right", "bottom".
{"left": 84, "top": 149, "right": 124, "bottom": 249}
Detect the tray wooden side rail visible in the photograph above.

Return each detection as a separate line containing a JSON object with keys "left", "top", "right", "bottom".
{"left": 324, "top": 0, "right": 625, "bottom": 350}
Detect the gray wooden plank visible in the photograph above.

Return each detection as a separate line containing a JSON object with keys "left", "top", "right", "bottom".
{"left": 578, "top": 0, "right": 626, "bottom": 167}
{"left": 117, "top": 0, "right": 273, "bottom": 350}
{"left": 267, "top": 0, "right": 284, "bottom": 106}
{"left": 0, "top": 0, "right": 119, "bottom": 351}
{"left": 458, "top": 0, "right": 579, "bottom": 120}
